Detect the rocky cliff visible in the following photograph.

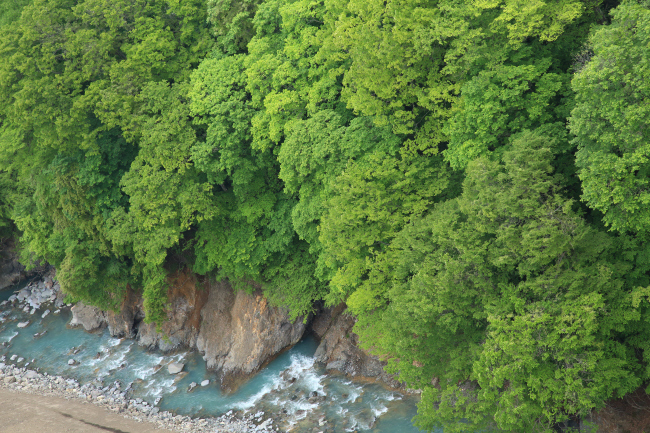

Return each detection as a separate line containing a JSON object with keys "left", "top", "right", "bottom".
{"left": 0, "top": 239, "right": 49, "bottom": 291}
{"left": 311, "top": 303, "right": 404, "bottom": 389}
{"left": 69, "top": 270, "right": 307, "bottom": 391}
{"left": 196, "top": 280, "right": 307, "bottom": 391}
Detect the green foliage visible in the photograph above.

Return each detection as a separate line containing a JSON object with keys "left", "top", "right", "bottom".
{"left": 108, "top": 81, "right": 215, "bottom": 324}
{"left": 353, "top": 131, "right": 648, "bottom": 432}
{"left": 571, "top": 0, "right": 650, "bottom": 233}
{"left": 0, "top": 0, "right": 32, "bottom": 27}
{"left": 207, "top": 0, "right": 265, "bottom": 53}
{"left": 0, "top": 0, "right": 213, "bottom": 318}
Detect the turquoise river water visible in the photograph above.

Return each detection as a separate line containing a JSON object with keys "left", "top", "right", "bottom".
{"left": 0, "top": 282, "right": 427, "bottom": 433}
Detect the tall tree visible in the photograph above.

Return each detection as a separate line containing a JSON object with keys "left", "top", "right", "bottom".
{"left": 570, "top": 0, "right": 650, "bottom": 233}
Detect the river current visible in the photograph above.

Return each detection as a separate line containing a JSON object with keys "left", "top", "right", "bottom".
{"left": 0, "top": 281, "right": 425, "bottom": 433}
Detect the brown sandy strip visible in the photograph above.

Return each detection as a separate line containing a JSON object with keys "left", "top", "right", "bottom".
{"left": 0, "top": 387, "right": 175, "bottom": 433}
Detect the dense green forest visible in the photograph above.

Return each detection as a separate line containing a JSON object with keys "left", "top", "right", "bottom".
{"left": 1, "top": 0, "right": 649, "bottom": 430}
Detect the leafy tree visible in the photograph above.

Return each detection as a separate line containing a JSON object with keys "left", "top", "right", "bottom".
{"left": 570, "top": 0, "right": 650, "bottom": 233}
{"left": 189, "top": 49, "right": 311, "bottom": 314}
{"left": 108, "top": 81, "right": 215, "bottom": 323}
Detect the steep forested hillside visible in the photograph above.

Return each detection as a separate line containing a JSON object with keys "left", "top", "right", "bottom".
{"left": 1, "top": 0, "right": 649, "bottom": 430}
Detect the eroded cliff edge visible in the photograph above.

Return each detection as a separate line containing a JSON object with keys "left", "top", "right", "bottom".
{"left": 70, "top": 270, "right": 308, "bottom": 391}
{"left": 69, "top": 268, "right": 403, "bottom": 392}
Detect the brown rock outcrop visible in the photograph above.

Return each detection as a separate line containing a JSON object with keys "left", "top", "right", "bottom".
{"left": 64, "top": 268, "right": 308, "bottom": 392}
{"left": 106, "top": 286, "right": 142, "bottom": 339}
{"left": 136, "top": 270, "right": 208, "bottom": 352}
{"left": 196, "top": 280, "right": 307, "bottom": 391}
{"left": 312, "top": 303, "right": 403, "bottom": 389}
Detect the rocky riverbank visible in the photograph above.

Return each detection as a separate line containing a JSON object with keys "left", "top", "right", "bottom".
{"left": 0, "top": 362, "right": 279, "bottom": 433}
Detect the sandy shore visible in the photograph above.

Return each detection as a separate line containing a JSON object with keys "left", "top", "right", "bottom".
{"left": 0, "top": 387, "right": 174, "bottom": 433}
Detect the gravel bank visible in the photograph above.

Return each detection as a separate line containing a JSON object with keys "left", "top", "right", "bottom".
{"left": 0, "top": 363, "right": 280, "bottom": 433}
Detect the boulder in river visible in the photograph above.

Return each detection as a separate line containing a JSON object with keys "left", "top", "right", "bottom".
{"left": 201, "top": 379, "right": 210, "bottom": 386}
{"left": 68, "top": 359, "right": 77, "bottom": 366}
{"left": 168, "top": 362, "right": 184, "bottom": 374}
{"left": 17, "top": 321, "right": 30, "bottom": 328}
{"left": 70, "top": 303, "right": 107, "bottom": 332}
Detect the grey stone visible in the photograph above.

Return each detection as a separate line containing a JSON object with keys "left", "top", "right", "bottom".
{"left": 17, "top": 321, "right": 29, "bottom": 328}
{"left": 70, "top": 303, "right": 107, "bottom": 332}
{"left": 168, "top": 362, "right": 184, "bottom": 374}
{"left": 200, "top": 379, "right": 210, "bottom": 387}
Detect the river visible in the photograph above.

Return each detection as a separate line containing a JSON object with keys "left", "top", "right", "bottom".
{"left": 0, "top": 281, "right": 425, "bottom": 433}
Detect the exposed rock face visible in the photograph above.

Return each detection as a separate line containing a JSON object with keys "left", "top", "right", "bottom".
{"left": 105, "top": 286, "right": 142, "bottom": 339}
{"left": 69, "top": 303, "right": 107, "bottom": 332}
{"left": 0, "top": 239, "right": 51, "bottom": 291}
{"left": 196, "top": 280, "right": 307, "bottom": 391}
{"left": 61, "top": 268, "right": 308, "bottom": 392}
{"left": 313, "top": 303, "right": 403, "bottom": 389}
{"left": 0, "top": 239, "right": 25, "bottom": 291}
{"left": 136, "top": 270, "right": 208, "bottom": 352}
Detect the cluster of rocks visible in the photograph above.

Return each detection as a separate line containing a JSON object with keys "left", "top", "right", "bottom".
{"left": 0, "top": 362, "right": 281, "bottom": 433}
{"left": 0, "top": 274, "right": 66, "bottom": 317}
